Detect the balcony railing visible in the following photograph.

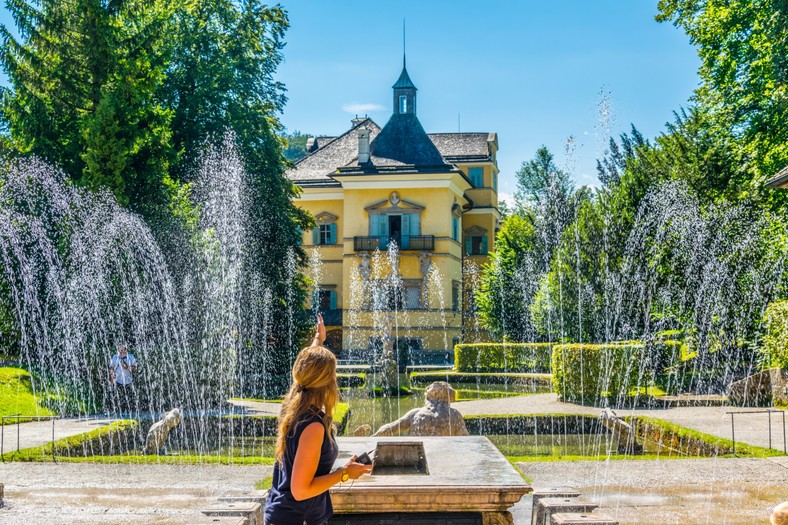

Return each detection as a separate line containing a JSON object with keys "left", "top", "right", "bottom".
{"left": 354, "top": 235, "right": 435, "bottom": 252}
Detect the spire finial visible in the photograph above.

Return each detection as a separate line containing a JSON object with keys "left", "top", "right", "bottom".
{"left": 403, "top": 19, "right": 406, "bottom": 69}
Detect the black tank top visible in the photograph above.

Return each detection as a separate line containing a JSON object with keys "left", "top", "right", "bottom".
{"left": 264, "top": 410, "right": 338, "bottom": 525}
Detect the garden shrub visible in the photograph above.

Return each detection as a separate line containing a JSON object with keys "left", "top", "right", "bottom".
{"left": 454, "top": 343, "right": 553, "bottom": 373}
{"left": 762, "top": 300, "right": 788, "bottom": 369}
{"left": 551, "top": 340, "right": 682, "bottom": 405}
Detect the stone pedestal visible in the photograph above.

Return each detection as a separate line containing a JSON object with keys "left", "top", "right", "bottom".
{"left": 535, "top": 498, "right": 597, "bottom": 525}
{"left": 331, "top": 437, "right": 531, "bottom": 524}
{"left": 531, "top": 489, "right": 580, "bottom": 525}
{"left": 202, "top": 502, "right": 261, "bottom": 525}
{"left": 550, "top": 512, "right": 618, "bottom": 524}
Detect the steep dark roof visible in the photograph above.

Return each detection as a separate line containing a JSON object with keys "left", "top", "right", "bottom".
{"left": 766, "top": 164, "right": 788, "bottom": 189}
{"left": 392, "top": 65, "right": 417, "bottom": 90}
{"left": 286, "top": 118, "right": 382, "bottom": 184}
{"left": 429, "top": 133, "right": 494, "bottom": 162}
{"left": 369, "top": 113, "right": 448, "bottom": 167}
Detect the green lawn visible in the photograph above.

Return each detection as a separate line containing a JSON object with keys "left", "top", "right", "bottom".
{"left": 0, "top": 366, "right": 56, "bottom": 423}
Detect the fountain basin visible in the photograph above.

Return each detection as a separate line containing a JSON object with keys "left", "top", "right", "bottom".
{"left": 331, "top": 436, "right": 531, "bottom": 519}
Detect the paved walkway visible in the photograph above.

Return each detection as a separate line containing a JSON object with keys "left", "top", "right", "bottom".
{"left": 454, "top": 393, "right": 788, "bottom": 452}
{"left": 1, "top": 417, "right": 121, "bottom": 455}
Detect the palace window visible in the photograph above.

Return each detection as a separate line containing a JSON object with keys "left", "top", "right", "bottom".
{"left": 452, "top": 280, "right": 461, "bottom": 311}
{"left": 468, "top": 167, "right": 484, "bottom": 188}
{"left": 399, "top": 95, "right": 408, "bottom": 113}
{"left": 465, "top": 235, "right": 488, "bottom": 255}
{"left": 493, "top": 172, "right": 498, "bottom": 192}
{"left": 312, "top": 212, "right": 338, "bottom": 245}
{"left": 452, "top": 216, "right": 460, "bottom": 241}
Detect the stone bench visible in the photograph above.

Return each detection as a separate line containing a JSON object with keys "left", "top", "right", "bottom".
{"left": 531, "top": 489, "right": 580, "bottom": 525}
{"left": 202, "top": 501, "right": 262, "bottom": 525}
{"left": 550, "top": 512, "right": 618, "bottom": 524}
{"left": 535, "top": 498, "right": 598, "bottom": 525}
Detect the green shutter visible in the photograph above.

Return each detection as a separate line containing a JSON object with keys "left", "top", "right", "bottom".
{"left": 481, "top": 235, "right": 488, "bottom": 254}
{"left": 410, "top": 213, "right": 420, "bottom": 236}
{"left": 312, "top": 227, "right": 320, "bottom": 245}
{"left": 329, "top": 223, "right": 337, "bottom": 244}
{"left": 465, "top": 237, "right": 471, "bottom": 255}
{"left": 330, "top": 290, "right": 337, "bottom": 310}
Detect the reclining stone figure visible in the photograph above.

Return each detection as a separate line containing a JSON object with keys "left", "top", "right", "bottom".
{"left": 144, "top": 407, "right": 182, "bottom": 454}
{"left": 373, "top": 381, "right": 469, "bottom": 437}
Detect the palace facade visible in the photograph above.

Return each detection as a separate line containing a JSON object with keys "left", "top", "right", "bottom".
{"left": 287, "top": 62, "right": 500, "bottom": 365}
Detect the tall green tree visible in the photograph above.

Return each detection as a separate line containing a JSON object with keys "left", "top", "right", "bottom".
{"left": 161, "top": 1, "right": 311, "bottom": 394}
{"left": 477, "top": 214, "right": 539, "bottom": 341}
{"left": 657, "top": 0, "right": 788, "bottom": 190}
{"left": 0, "top": 0, "right": 175, "bottom": 215}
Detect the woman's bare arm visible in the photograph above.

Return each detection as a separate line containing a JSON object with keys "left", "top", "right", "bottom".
{"left": 290, "top": 422, "right": 372, "bottom": 501}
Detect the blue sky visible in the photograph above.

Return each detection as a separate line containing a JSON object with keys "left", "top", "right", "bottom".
{"left": 0, "top": 1, "right": 701, "bottom": 201}
{"left": 276, "top": 1, "right": 701, "bottom": 200}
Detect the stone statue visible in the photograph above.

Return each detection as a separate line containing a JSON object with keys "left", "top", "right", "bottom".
{"left": 418, "top": 252, "right": 432, "bottom": 277}
{"left": 144, "top": 407, "right": 182, "bottom": 454}
{"left": 358, "top": 253, "right": 371, "bottom": 281}
{"left": 599, "top": 407, "right": 641, "bottom": 454}
{"left": 373, "top": 381, "right": 469, "bottom": 437}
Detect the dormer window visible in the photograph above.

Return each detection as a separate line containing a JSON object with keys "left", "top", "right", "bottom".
{"left": 399, "top": 95, "right": 408, "bottom": 114}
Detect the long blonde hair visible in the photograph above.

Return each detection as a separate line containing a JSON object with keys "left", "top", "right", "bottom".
{"left": 275, "top": 344, "right": 339, "bottom": 465}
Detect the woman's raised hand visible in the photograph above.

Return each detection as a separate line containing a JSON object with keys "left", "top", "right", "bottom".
{"left": 313, "top": 314, "right": 326, "bottom": 346}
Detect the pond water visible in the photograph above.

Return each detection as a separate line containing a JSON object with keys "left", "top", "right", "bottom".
{"left": 342, "top": 380, "right": 548, "bottom": 434}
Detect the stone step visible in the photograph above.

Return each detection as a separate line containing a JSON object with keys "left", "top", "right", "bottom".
{"left": 550, "top": 512, "right": 618, "bottom": 524}
{"left": 534, "top": 498, "right": 598, "bottom": 525}
{"left": 531, "top": 489, "right": 581, "bottom": 525}
{"left": 217, "top": 490, "right": 268, "bottom": 506}
{"left": 189, "top": 517, "right": 249, "bottom": 525}
{"left": 202, "top": 501, "right": 262, "bottom": 525}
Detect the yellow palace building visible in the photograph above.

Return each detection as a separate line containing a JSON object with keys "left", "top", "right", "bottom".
{"left": 287, "top": 61, "right": 500, "bottom": 366}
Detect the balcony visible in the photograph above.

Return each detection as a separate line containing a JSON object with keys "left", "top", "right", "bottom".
{"left": 354, "top": 235, "right": 435, "bottom": 252}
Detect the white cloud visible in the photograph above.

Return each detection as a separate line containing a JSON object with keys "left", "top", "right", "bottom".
{"left": 498, "top": 192, "right": 517, "bottom": 208}
{"left": 342, "top": 103, "right": 385, "bottom": 114}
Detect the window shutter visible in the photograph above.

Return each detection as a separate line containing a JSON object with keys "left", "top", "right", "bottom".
{"left": 410, "top": 213, "right": 421, "bottom": 236}
{"left": 465, "top": 236, "right": 471, "bottom": 255}
{"left": 369, "top": 214, "right": 378, "bottom": 236}
{"left": 312, "top": 227, "right": 320, "bottom": 245}
{"left": 329, "top": 223, "right": 337, "bottom": 244}
{"left": 401, "top": 214, "right": 410, "bottom": 249}
{"left": 481, "top": 235, "right": 488, "bottom": 254}
{"left": 330, "top": 290, "right": 337, "bottom": 310}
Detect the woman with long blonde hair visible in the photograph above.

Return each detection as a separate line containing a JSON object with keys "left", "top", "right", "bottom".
{"left": 264, "top": 315, "right": 372, "bottom": 525}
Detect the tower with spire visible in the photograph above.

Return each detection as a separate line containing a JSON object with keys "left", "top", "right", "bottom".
{"left": 393, "top": 56, "right": 417, "bottom": 115}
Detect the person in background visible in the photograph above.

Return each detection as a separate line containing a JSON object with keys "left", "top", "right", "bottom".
{"left": 265, "top": 314, "right": 372, "bottom": 525}
{"left": 108, "top": 344, "right": 138, "bottom": 416}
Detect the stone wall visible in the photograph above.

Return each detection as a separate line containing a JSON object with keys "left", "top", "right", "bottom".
{"left": 728, "top": 368, "right": 788, "bottom": 406}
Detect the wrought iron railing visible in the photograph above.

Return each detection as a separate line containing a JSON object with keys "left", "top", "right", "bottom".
{"left": 353, "top": 235, "right": 435, "bottom": 251}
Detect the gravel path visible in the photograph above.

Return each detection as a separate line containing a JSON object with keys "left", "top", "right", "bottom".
{"left": 518, "top": 456, "right": 788, "bottom": 525}
{"left": 1, "top": 417, "right": 121, "bottom": 453}
{"left": 0, "top": 462, "right": 271, "bottom": 525}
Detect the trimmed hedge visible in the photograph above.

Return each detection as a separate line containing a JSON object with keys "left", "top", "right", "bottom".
{"left": 762, "top": 300, "right": 788, "bottom": 369}
{"left": 409, "top": 371, "right": 552, "bottom": 390}
{"left": 551, "top": 340, "right": 682, "bottom": 405}
{"left": 454, "top": 343, "right": 553, "bottom": 373}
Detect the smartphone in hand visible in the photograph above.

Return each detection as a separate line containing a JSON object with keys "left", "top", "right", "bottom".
{"left": 356, "top": 451, "right": 373, "bottom": 465}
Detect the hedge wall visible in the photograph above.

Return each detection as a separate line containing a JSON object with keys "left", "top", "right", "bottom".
{"left": 454, "top": 343, "right": 553, "bottom": 373}
{"left": 762, "top": 300, "right": 788, "bottom": 369}
{"left": 551, "top": 340, "right": 682, "bottom": 405}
